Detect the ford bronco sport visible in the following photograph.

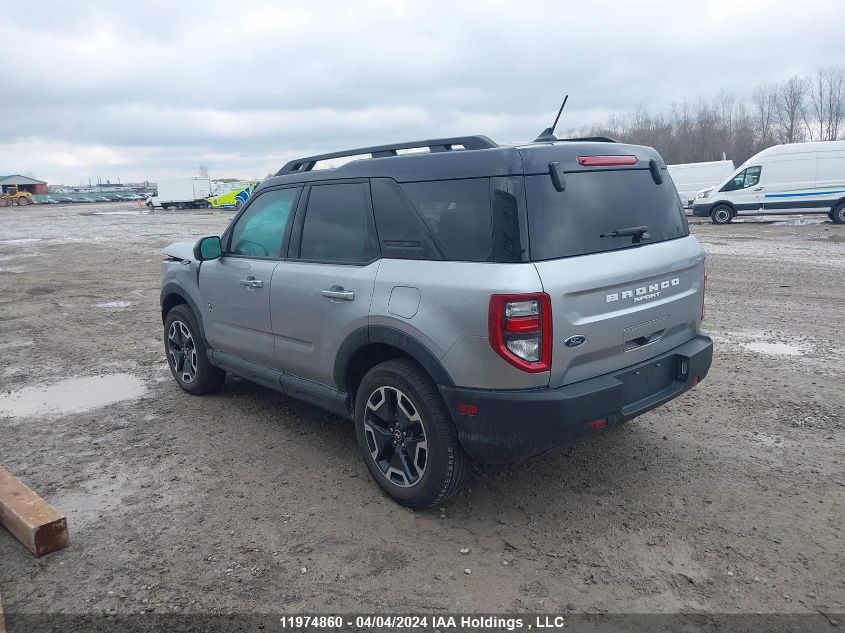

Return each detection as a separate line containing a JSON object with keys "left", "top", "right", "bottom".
{"left": 160, "top": 134, "right": 712, "bottom": 508}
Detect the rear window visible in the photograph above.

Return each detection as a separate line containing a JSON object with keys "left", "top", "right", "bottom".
{"left": 525, "top": 169, "right": 688, "bottom": 261}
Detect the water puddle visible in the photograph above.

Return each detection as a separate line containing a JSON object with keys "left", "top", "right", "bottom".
{"left": 0, "top": 238, "right": 42, "bottom": 244}
{"left": 742, "top": 341, "right": 805, "bottom": 356}
{"left": 93, "top": 210, "right": 149, "bottom": 216}
{"left": 0, "top": 373, "right": 147, "bottom": 418}
{"left": 95, "top": 300, "right": 133, "bottom": 309}
{"left": 0, "top": 266, "right": 26, "bottom": 273}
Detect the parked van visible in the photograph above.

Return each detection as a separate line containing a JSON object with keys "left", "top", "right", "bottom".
{"left": 668, "top": 160, "right": 735, "bottom": 208}
{"left": 692, "top": 141, "right": 845, "bottom": 224}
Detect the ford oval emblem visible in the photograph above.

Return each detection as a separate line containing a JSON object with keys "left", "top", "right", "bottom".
{"left": 564, "top": 335, "right": 587, "bottom": 348}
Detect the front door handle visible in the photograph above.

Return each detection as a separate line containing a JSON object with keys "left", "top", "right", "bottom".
{"left": 239, "top": 276, "right": 263, "bottom": 288}
{"left": 753, "top": 186, "right": 764, "bottom": 191}
{"left": 322, "top": 286, "right": 354, "bottom": 301}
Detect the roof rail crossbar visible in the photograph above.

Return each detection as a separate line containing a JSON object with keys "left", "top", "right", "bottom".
{"left": 276, "top": 135, "right": 498, "bottom": 175}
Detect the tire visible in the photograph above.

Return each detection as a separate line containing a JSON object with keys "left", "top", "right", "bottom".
{"left": 0, "top": 198, "right": 8, "bottom": 207}
{"left": 146, "top": 201, "right": 153, "bottom": 209}
{"left": 235, "top": 200, "right": 243, "bottom": 210}
{"left": 354, "top": 359, "right": 468, "bottom": 509}
{"left": 832, "top": 203, "right": 845, "bottom": 224}
{"left": 164, "top": 304, "right": 225, "bottom": 395}
{"left": 177, "top": 202, "right": 187, "bottom": 210}
{"left": 17, "top": 197, "right": 29, "bottom": 206}
{"left": 710, "top": 205, "right": 733, "bottom": 225}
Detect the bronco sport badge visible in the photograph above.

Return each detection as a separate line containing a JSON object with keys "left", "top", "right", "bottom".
{"left": 605, "top": 277, "right": 680, "bottom": 304}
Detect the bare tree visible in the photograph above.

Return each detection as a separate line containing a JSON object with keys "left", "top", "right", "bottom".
{"left": 773, "top": 75, "right": 807, "bottom": 144}
{"left": 568, "top": 65, "right": 844, "bottom": 166}
{"left": 807, "top": 66, "right": 845, "bottom": 141}
{"left": 752, "top": 83, "right": 777, "bottom": 145}
{"left": 198, "top": 164, "right": 210, "bottom": 179}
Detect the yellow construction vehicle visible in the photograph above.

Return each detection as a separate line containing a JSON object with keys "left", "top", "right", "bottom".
{"left": 0, "top": 185, "right": 34, "bottom": 207}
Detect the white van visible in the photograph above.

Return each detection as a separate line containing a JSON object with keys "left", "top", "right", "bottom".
{"left": 691, "top": 141, "right": 845, "bottom": 224}
{"left": 668, "top": 160, "right": 735, "bottom": 208}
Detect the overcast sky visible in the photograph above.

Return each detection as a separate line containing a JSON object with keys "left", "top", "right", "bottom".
{"left": 1, "top": 0, "right": 843, "bottom": 185}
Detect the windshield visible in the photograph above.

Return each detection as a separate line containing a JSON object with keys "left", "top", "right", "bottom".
{"left": 525, "top": 168, "right": 689, "bottom": 261}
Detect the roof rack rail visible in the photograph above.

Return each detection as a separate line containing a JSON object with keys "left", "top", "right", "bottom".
{"left": 276, "top": 135, "right": 498, "bottom": 175}
{"left": 559, "top": 136, "right": 618, "bottom": 143}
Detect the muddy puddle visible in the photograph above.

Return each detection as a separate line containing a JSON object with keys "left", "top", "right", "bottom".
{"left": 0, "top": 373, "right": 147, "bottom": 418}
{"left": 742, "top": 341, "right": 805, "bottom": 356}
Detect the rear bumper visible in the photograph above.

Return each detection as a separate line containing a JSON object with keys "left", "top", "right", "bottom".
{"left": 438, "top": 335, "right": 713, "bottom": 463}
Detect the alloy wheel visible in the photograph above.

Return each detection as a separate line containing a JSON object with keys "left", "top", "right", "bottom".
{"left": 168, "top": 320, "right": 197, "bottom": 383}
{"left": 363, "top": 386, "right": 428, "bottom": 487}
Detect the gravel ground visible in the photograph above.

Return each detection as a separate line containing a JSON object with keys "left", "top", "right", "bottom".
{"left": 0, "top": 203, "right": 843, "bottom": 624}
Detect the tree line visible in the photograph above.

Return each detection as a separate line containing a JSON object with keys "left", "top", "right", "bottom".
{"left": 571, "top": 65, "right": 844, "bottom": 166}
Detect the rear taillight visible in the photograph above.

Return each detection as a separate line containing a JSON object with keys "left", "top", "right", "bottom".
{"left": 577, "top": 155, "right": 638, "bottom": 167}
{"left": 488, "top": 293, "right": 552, "bottom": 373}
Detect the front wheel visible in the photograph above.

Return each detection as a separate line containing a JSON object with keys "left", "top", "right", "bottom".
{"left": 832, "top": 203, "right": 845, "bottom": 224}
{"left": 710, "top": 205, "right": 733, "bottom": 225}
{"left": 354, "top": 359, "right": 468, "bottom": 509}
{"left": 164, "top": 305, "right": 225, "bottom": 395}
{"left": 17, "top": 197, "right": 30, "bottom": 206}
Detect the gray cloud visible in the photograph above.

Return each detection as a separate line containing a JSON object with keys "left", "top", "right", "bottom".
{"left": 1, "top": 0, "right": 843, "bottom": 183}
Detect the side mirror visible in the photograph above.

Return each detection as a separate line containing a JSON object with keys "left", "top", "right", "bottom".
{"left": 193, "top": 235, "right": 221, "bottom": 261}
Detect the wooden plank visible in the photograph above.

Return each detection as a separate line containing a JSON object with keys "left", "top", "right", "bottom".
{"left": 0, "top": 467, "right": 69, "bottom": 557}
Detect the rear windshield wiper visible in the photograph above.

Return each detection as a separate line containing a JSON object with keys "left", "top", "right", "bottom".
{"left": 600, "top": 225, "right": 650, "bottom": 243}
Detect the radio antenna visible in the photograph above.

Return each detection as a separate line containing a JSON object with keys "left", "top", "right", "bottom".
{"left": 534, "top": 95, "right": 569, "bottom": 142}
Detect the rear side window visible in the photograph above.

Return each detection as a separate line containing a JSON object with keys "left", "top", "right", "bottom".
{"left": 525, "top": 169, "right": 688, "bottom": 261}
{"left": 400, "top": 179, "right": 493, "bottom": 262}
{"left": 370, "top": 178, "right": 441, "bottom": 260}
{"left": 299, "top": 183, "right": 373, "bottom": 263}
{"left": 228, "top": 187, "right": 298, "bottom": 258}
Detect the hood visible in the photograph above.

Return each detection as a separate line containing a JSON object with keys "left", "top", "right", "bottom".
{"left": 162, "top": 241, "right": 195, "bottom": 261}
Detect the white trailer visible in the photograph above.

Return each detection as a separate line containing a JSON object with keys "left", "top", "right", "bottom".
{"left": 147, "top": 178, "right": 212, "bottom": 209}
{"left": 668, "top": 160, "right": 735, "bottom": 209}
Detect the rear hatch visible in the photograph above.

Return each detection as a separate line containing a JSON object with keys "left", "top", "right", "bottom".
{"left": 521, "top": 143, "right": 705, "bottom": 388}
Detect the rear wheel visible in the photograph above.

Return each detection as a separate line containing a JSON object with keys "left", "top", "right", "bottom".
{"left": 354, "top": 359, "right": 468, "bottom": 509}
{"left": 164, "top": 305, "right": 225, "bottom": 395}
{"left": 832, "top": 203, "right": 845, "bottom": 224}
{"left": 710, "top": 205, "right": 733, "bottom": 225}
{"left": 0, "top": 198, "right": 8, "bottom": 207}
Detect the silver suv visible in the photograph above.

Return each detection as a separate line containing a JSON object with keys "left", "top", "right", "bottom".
{"left": 160, "top": 134, "right": 712, "bottom": 508}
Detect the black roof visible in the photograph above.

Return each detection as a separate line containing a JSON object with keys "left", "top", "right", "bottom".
{"left": 258, "top": 135, "right": 663, "bottom": 193}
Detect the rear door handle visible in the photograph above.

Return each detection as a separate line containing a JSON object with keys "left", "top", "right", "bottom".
{"left": 239, "top": 276, "right": 263, "bottom": 288}
{"left": 322, "top": 286, "right": 354, "bottom": 302}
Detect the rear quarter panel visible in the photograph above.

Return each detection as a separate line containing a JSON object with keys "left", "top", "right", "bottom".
{"left": 371, "top": 259, "right": 550, "bottom": 389}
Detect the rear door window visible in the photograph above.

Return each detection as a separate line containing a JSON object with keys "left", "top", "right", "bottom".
{"left": 525, "top": 169, "right": 688, "bottom": 261}
{"left": 299, "top": 183, "right": 373, "bottom": 263}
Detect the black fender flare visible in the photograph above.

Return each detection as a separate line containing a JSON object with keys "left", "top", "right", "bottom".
{"left": 160, "top": 282, "right": 211, "bottom": 350}
{"left": 333, "top": 325, "right": 455, "bottom": 391}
